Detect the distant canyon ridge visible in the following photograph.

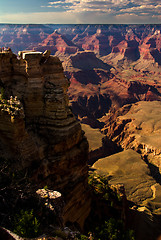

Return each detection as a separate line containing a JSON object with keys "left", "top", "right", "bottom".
{"left": 1, "top": 24, "right": 161, "bottom": 122}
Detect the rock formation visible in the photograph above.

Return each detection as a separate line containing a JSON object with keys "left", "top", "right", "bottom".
{"left": 34, "top": 31, "right": 79, "bottom": 56}
{"left": 94, "top": 102, "right": 161, "bottom": 240}
{"left": 0, "top": 50, "right": 90, "bottom": 228}
{"left": 63, "top": 51, "right": 114, "bottom": 120}
{"left": 63, "top": 50, "right": 161, "bottom": 126}
{"left": 93, "top": 149, "right": 156, "bottom": 205}
{"left": 102, "top": 101, "right": 161, "bottom": 171}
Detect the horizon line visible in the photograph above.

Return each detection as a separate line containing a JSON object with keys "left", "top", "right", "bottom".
{"left": 0, "top": 23, "right": 161, "bottom": 25}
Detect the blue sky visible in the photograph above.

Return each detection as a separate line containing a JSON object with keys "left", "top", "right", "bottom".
{"left": 0, "top": 0, "right": 161, "bottom": 24}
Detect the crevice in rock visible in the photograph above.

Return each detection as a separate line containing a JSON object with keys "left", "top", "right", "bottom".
{"left": 143, "top": 155, "right": 161, "bottom": 185}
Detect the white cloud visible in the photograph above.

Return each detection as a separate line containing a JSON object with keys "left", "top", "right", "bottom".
{"left": 41, "top": 0, "right": 161, "bottom": 17}
{"left": 49, "top": 1, "right": 63, "bottom": 4}
{"left": 114, "top": 12, "right": 161, "bottom": 23}
{"left": 66, "top": 0, "right": 116, "bottom": 13}
{"left": 120, "top": 4, "right": 161, "bottom": 14}
{"left": 111, "top": 0, "right": 130, "bottom": 6}
{"left": 1, "top": 0, "right": 161, "bottom": 24}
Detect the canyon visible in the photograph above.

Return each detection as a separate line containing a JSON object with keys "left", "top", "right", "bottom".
{"left": 1, "top": 24, "right": 161, "bottom": 239}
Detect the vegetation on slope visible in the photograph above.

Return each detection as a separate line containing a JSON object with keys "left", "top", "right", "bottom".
{"left": 80, "top": 172, "right": 135, "bottom": 240}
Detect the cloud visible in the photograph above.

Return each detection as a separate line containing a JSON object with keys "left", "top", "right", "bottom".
{"left": 1, "top": 0, "right": 161, "bottom": 24}
{"left": 41, "top": 0, "right": 161, "bottom": 18}
{"left": 120, "top": 4, "right": 161, "bottom": 13}
{"left": 49, "top": 1, "right": 64, "bottom": 4}
{"left": 120, "top": 5, "right": 161, "bottom": 18}
{"left": 114, "top": 12, "right": 161, "bottom": 23}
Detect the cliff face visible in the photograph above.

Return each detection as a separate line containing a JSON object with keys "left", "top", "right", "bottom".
{"left": 0, "top": 50, "right": 90, "bottom": 228}
{"left": 102, "top": 101, "right": 161, "bottom": 171}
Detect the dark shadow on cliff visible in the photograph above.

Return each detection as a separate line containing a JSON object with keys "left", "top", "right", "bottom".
{"left": 144, "top": 155, "right": 161, "bottom": 185}
{"left": 148, "top": 163, "right": 161, "bottom": 184}
{"left": 88, "top": 136, "right": 123, "bottom": 166}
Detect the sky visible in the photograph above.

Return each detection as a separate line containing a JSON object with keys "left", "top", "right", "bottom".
{"left": 0, "top": 0, "right": 161, "bottom": 24}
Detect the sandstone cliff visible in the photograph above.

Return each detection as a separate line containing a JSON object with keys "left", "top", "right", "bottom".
{"left": 0, "top": 50, "right": 90, "bottom": 229}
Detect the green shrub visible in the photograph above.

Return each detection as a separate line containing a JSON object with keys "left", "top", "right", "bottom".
{"left": 88, "top": 173, "right": 120, "bottom": 204}
{"left": 80, "top": 235, "right": 89, "bottom": 240}
{"left": 87, "top": 173, "right": 135, "bottom": 240}
{"left": 13, "top": 209, "right": 40, "bottom": 238}
{"left": 95, "top": 218, "right": 135, "bottom": 240}
{"left": 43, "top": 185, "right": 48, "bottom": 190}
{"left": 76, "top": 233, "right": 91, "bottom": 240}
{"left": 77, "top": 219, "right": 135, "bottom": 240}
{"left": 0, "top": 87, "right": 6, "bottom": 99}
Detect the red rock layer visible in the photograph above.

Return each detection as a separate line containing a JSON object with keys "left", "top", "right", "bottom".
{"left": 34, "top": 31, "right": 79, "bottom": 55}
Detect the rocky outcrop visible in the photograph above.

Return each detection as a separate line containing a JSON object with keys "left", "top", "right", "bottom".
{"left": 93, "top": 149, "right": 156, "bottom": 205}
{"left": 34, "top": 31, "right": 79, "bottom": 55}
{"left": 110, "top": 39, "right": 140, "bottom": 63}
{"left": 0, "top": 50, "right": 90, "bottom": 228}
{"left": 139, "top": 33, "right": 161, "bottom": 64}
{"left": 72, "top": 26, "right": 124, "bottom": 56}
{"left": 79, "top": 31, "right": 112, "bottom": 56}
{"left": 63, "top": 51, "right": 111, "bottom": 72}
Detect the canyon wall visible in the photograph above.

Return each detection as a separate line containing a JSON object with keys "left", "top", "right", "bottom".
{"left": 102, "top": 101, "right": 161, "bottom": 171}
{"left": 0, "top": 50, "right": 90, "bottom": 228}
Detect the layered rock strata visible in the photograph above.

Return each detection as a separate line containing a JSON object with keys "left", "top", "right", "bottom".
{"left": 63, "top": 51, "right": 161, "bottom": 126}
{"left": 0, "top": 50, "right": 90, "bottom": 228}
{"left": 102, "top": 101, "right": 161, "bottom": 172}
{"left": 34, "top": 31, "right": 79, "bottom": 55}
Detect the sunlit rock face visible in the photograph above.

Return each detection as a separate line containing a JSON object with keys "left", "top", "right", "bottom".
{"left": 0, "top": 50, "right": 90, "bottom": 229}
{"left": 102, "top": 101, "right": 161, "bottom": 170}
{"left": 33, "top": 31, "right": 79, "bottom": 55}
